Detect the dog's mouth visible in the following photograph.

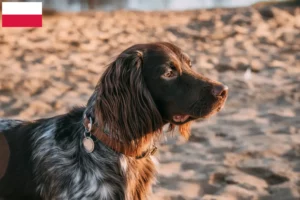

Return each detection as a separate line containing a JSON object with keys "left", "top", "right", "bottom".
{"left": 172, "top": 115, "right": 190, "bottom": 123}
{"left": 172, "top": 102, "right": 226, "bottom": 124}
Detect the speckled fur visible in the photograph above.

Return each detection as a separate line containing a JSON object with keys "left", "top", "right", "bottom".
{"left": 0, "top": 119, "right": 23, "bottom": 132}
{"left": 0, "top": 108, "right": 156, "bottom": 200}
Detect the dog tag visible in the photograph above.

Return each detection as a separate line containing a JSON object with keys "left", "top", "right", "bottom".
{"left": 83, "top": 137, "right": 94, "bottom": 153}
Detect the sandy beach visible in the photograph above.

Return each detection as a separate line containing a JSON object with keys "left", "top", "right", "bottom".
{"left": 0, "top": 3, "right": 299, "bottom": 200}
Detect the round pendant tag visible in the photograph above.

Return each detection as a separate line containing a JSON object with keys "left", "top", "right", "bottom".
{"left": 83, "top": 137, "right": 94, "bottom": 153}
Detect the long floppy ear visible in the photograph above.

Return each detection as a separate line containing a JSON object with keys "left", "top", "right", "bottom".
{"left": 94, "top": 50, "right": 163, "bottom": 152}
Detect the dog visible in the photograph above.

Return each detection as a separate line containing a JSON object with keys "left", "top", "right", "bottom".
{"left": 0, "top": 42, "right": 228, "bottom": 200}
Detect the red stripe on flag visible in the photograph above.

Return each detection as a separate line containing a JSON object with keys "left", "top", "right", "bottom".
{"left": 2, "top": 15, "right": 42, "bottom": 27}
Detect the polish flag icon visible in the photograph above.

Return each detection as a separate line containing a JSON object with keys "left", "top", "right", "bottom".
{"left": 2, "top": 2, "right": 42, "bottom": 27}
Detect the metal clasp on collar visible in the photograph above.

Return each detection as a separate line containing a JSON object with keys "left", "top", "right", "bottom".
{"left": 84, "top": 116, "right": 93, "bottom": 137}
{"left": 83, "top": 115, "right": 95, "bottom": 153}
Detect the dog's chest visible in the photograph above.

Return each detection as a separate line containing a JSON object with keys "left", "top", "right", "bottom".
{"left": 120, "top": 155, "right": 157, "bottom": 200}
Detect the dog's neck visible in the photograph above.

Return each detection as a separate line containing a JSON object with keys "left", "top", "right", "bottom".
{"left": 82, "top": 114, "right": 157, "bottom": 159}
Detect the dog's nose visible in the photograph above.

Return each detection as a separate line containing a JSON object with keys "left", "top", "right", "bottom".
{"left": 212, "top": 84, "right": 228, "bottom": 98}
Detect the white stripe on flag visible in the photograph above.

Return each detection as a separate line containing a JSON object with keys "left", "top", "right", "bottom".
{"left": 2, "top": 2, "right": 42, "bottom": 15}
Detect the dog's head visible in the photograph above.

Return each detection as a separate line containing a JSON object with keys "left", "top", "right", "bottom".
{"left": 90, "top": 42, "right": 228, "bottom": 155}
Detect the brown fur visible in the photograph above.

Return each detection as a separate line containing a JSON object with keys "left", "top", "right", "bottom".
{"left": 123, "top": 157, "right": 156, "bottom": 199}
{"left": 94, "top": 50, "right": 163, "bottom": 157}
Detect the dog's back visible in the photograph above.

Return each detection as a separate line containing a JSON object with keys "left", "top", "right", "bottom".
{"left": 0, "top": 119, "right": 24, "bottom": 132}
{"left": 0, "top": 119, "right": 41, "bottom": 200}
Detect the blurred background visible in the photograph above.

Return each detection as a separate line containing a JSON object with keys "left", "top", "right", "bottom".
{"left": 0, "top": 0, "right": 295, "bottom": 11}
{"left": 0, "top": 0, "right": 299, "bottom": 200}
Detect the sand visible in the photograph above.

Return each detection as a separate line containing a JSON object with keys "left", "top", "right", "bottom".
{"left": 0, "top": 3, "right": 299, "bottom": 200}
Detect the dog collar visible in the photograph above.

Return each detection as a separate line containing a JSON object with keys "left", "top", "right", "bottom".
{"left": 82, "top": 115, "right": 157, "bottom": 159}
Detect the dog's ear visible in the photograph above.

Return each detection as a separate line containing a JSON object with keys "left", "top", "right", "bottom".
{"left": 95, "top": 50, "right": 163, "bottom": 147}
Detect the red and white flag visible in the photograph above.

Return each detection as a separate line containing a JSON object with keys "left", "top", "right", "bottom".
{"left": 2, "top": 2, "right": 42, "bottom": 27}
